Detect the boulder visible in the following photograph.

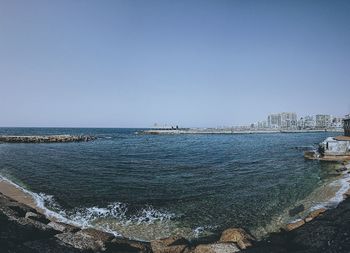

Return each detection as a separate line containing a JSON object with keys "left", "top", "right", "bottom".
{"left": 151, "top": 236, "right": 190, "bottom": 253}
{"left": 55, "top": 232, "right": 102, "bottom": 251}
{"left": 285, "top": 219, "right": 305, "bottom": 231}
{"left": 17, "top": 217, "right": 58, "bottom": 235}
{"left": 55, "top": 228, "right": 115, "bottom": 251}
{"left": 77, "top": 227, "right": 114, "bottom": 242}
{"left": 306, "top": 208, "right": 327, "bottom": 220}
{"left": 219, "top": 228, "right": 255, "bottom": 249}
{"left": 25, "top": 211, "right": 50, "bottom": 224}
{"left": 304, "top": 217, "right": 313, "bottom": 223}
{"left": 107, "top": 238, "right": 152, "bottom": 253}
{"left": 23, "top": 238, "right": 82, "bottom": 253}
{"left": 194, "top": 243, "right": 240, "bottom": 253}
{"left": 344, "top": 189, "right": 350, "bottom": 198}
{"left": 47, "top": 221, "right": 80, "bottom": 233}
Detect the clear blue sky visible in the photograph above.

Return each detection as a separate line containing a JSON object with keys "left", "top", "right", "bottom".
{"left": 0, "top": 0, "right": 349, "bottom": 127}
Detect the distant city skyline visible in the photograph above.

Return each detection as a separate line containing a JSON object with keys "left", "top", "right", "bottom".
{"left": 0, "top": 1, "right": 349, "bottom": 128}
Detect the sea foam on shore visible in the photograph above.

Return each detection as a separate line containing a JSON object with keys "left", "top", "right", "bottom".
{"left": 1, "top": 163, "right": 350, "bottom": 242}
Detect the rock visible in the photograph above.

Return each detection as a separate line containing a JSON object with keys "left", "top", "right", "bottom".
{"left": 25, "top": 211, "right": 50, "bottom": 224}
{"left": 219, "top": 228, "right": 255, "bottom": 249}
{"left": 47, "top": 221, "right": 80, "bottom": 233}
{"left": 77, "top": 227, "right": 114, "bottom": 243}
{"left": 17, "top": 217, "right": 58, "bottom": 235}
{"left": 304, "top": 217, "right": 313, "bottom": 223}
{"left": 6, "top": 202, "right": 36, "bottom": 218}
{"left": 55, "top": 228, "right": 115, "bottom": 251}
{"left": 306, "top": 208, "right": 327, "bottom": 220}
{"left": 0, "top": 135, "right": 95, "bottom": 143}
{"left": 285, "top": 219, "right": 305, "bottom": 231}
{"left": 194, "top": 243, "right": 240, "bottom": 253}
{"left": 344, "top": 189, "right": 350, "bottom": 198}
{"left": 55, "top": 232, "right": 102, "bottom": 251}
{"left": 151, "top": 236, "right": 190, "bottom": 253}
{"left": 23, "top": 238, "right": 82, "bottom": 253}
{"left": 336, "top": 167, "right": 348, "bottom": 173}
{"left": 288, "top": 204, "right": 305, "bottom": 216}
{"left": 107, "top": 237, "right": 152, "bottom": 253}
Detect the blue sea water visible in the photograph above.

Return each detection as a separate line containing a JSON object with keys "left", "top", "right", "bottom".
{"left": 0, "top": 128, "right": 344, "bottom": 240}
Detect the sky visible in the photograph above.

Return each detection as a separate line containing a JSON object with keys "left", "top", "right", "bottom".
{"left": 0, "top": 0, "right": 349, "bottom": 128}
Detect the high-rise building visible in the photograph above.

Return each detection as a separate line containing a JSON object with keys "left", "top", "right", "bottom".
{"left": 267, "top": 114, "right": 281, "bottom": 128}
{"left": 268, "top": 112, "right": 297, "bottom": 129}
{"left": 280, "top": 112, "right": 297, "bottom": 129}
{"left": 331, "top": 117, "right": 344, "bottom": 128}
{"left": 303, "top": 115, "right": 316, "bottom": 129}
{"left": 316, "top": 114, "right": 332, "bottom": 129}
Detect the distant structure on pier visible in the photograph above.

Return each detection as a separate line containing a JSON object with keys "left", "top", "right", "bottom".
{"left": 344, "top": 115, "right": 350, "bottom": 137}
{"left": 305, "top": 113, "right": 350, "bottom": 160}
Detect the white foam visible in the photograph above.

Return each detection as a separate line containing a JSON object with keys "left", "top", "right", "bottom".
{"left": 0, "top": 174, "right": 176, "bottom": 237}
{"left": 310, "top": 171, "right": 350, "bottom": 211}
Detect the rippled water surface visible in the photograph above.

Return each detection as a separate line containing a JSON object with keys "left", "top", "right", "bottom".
{"left": 0, "top": 128, "right": 342, "bottom": 240}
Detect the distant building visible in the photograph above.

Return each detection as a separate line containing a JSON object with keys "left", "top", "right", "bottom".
{"left": 267, "top": 112, "right": 297, "bottom": 129}
{"left": 331, "top": 117, "right": 344, "bottom": 129}
{"left": 267, "top": 114, "right": 281, "bottom": 128}
{"left": 303, "top": 115, "right": 316, "bottom": 129}
{"left": 280, "top": 112, "right": 297, "bottom": 129}
{"left": 315, "top": 114, "right": 332, "bottom": 129}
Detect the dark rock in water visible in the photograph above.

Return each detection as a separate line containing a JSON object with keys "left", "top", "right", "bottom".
{"left": 336, "top": 167, "right": 348, "bottom": 173}
{"left": 288, "top": 204, "right": 305, "bottom": 216}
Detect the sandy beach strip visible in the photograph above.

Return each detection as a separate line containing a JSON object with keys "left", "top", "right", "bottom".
{"left": 0, "top": 176, "right": 42, "bottom": 212}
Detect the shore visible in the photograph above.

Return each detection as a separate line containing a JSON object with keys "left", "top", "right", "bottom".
{"left": 141, "top": 129, "right": 344, "bottom": 135}
{"left": 1, "top": 162, "right": 350, "bottom": 252}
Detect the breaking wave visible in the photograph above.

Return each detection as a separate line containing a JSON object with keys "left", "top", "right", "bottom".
{"left": 0, "top": 174, "right": 176, "bottom": 238}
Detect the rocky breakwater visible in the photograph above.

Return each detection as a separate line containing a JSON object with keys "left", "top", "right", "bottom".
{"left": 0, "top": 134, "right": 95, "bottom": 143}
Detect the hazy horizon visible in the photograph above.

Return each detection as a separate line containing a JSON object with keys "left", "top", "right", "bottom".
{"left": 1, "top": 0, "right": 349, "bottom": 128}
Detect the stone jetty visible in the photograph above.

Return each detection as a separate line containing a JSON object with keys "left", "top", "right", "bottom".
{"left": 0, "top": 135, "right": 95, "bottom": 143}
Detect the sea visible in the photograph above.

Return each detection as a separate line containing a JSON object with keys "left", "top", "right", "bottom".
{"left": 0, "top": 128, "right": 348, "bottom": 241}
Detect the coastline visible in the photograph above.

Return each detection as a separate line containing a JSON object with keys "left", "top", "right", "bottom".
{"left": 1, "top": 162, "right": 350, "bottom": 252}
{"left": 141, "top": 129, "right": 344, "bottom": 135}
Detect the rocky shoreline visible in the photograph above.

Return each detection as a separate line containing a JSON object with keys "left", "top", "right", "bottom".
{"left": 2, "top": 188, "right": 350, "bottom": 253}
{"left": 0, "top": 135, "right": 95, "bottom": 143}
{"left": 1, "top": 162, "right": 350, "bottom": 253}
{"left": 0, "top": 191, "right": 253, "bottom": 253}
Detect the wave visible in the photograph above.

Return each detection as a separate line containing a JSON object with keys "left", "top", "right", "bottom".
{"left": 0, "top": 174, "right": 176, "bottom": 238}
{"left": 311, "top": 172, "right": 350, "bottom": 211}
